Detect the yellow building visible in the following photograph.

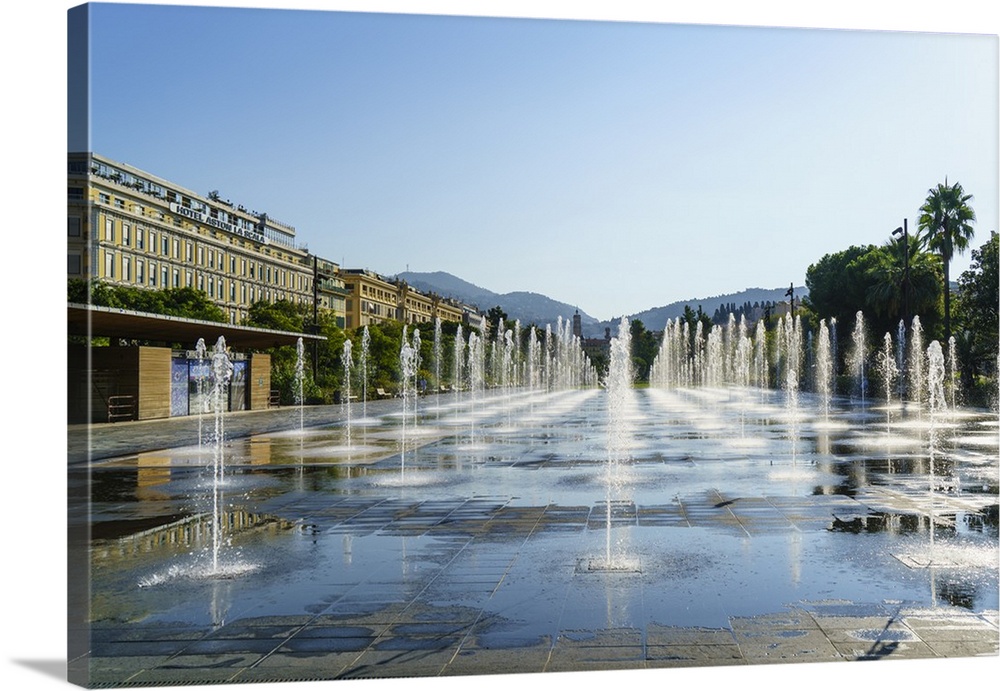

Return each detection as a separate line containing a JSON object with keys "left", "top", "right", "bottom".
{"left": 341, "top": 269, "right": 471, "bottom": 329}
{"left": 68, "top": 152, "right": 347, "bottom": 327}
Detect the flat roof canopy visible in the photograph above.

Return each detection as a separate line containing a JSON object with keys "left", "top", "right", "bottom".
{"left": 68, "top": 303, "right": 326, "bottom": 351}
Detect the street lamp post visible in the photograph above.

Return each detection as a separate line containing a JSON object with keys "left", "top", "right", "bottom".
{"left": 892, "top": 219, "right": 910, "bottom": 327}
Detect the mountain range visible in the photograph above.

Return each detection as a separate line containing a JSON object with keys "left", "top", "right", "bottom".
{"left": 396, "top": 271, "right": 806, "bottom": 339}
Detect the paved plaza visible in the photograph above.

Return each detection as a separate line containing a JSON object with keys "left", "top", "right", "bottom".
{"left": 69, "top": 388, "right": 999, "bottom": 686}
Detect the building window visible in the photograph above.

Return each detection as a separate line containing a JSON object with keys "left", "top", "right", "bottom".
{"left": 123, "top": 257, "right": 131, "bottom": 282}
{"left": 241, "top": 259, "right": 246, "bottom": 275}
{"left": 104, "top": 251, "right": 114, "bottom": 278}
{"left": 186, "top": 271, "right": 193, "bottom": 288}
{"left": 186, "top": 242, "right": 193, "bottom": 263}
{"left": 134, "top": 204, "right": 144, "bottom": 217}
{"left": 136, "top": 228, "right": 144, "bottom": 250}
{"left": 173, "top": 239, "right": 179, "bottom": 258}
{"left": 172, "top": 269, "right": 180, "bottom": 288}
{"left": 198, "top": 247, "right": 204, "bottom": 265}
{"left": 230, "top": 283, "right": 236, "bottom": 301}
{"left": 104, "top": 218, "right": 114, "bottom": 241}
{"left": 209, "top": 277, "right": 215, "bottom": 298}
{"left": 209, "top": 251, "right": 215, "bottom": 269}
{"left": 68, "top": 186, "right": 84, "bottom": 200}
{"left": 199, "top": 275, "right": 205, "bottom": 291}
{"left": 149, "top": 262, "right": 157, "bottom": 286}
{"left": 137, "top": 261, "right": 144, "bottom": 284}
{"left": 68, "top": 254, "right": 81, "bottom": 274}
{"left": 68, "top": 217, "right": 81, "bottom": 237}
{"left": 161, "top": 266, "right": 168, "bottom": 287}
{"left": 161, "top": 237, "right": 169, "bottom": 256}
{"left": 122, "top": 224, "right": 131, "bottom": 247}
{"left": 114, "top": 198, "right": 125, "bottom": 209}
{"left": 99, "top": 193, "right": 110, "bottom": 205}
{"left": 230, "top": 257, "right": 236, "bottom": 273}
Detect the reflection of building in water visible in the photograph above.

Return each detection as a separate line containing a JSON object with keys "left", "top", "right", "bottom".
{"left": 92, "top": 510, "right": 294, "bottom": 564}
{"left": 136, "top": 455, "right": 173, "bottom": 500}
{"left": 246, "top": 437, "right": 274, "bottom": 466}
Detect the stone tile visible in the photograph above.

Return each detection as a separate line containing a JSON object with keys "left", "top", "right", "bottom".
{"left": 903, "top": 614, "right": 1000, "bottom": 642}
{"left": 831, "top": 639, "right": 939, "bottom": 660}
{"left": 922, "top": 639, "right": 1000, "bottom": 657}
{"left": 143, "top": 651, "right": 265, "bottom": 675}
{"left": 645, "top": 644, "right": 745, "bottom": 664}
{"left": 442, "top": 646, "right": 552, "bottom": 675}
{"left": 811, "top": 615, "right": 918, "bottom": 644}
{"left": 127, "top": 666, "right": 246, "bottom": 685}
{"left": 84, "top": 655, "right": 175, "bottom": 684}
{"left": 337, "top": 648, "right": 458, "bottom": 678}
{"left": 554, "top": 628, "right": 644, "bottom": 647}
{"left": 646, "top": 624, "right": 737, "bottom": 646}
{"left": 730, "top": 625, "right": 842, "bottom": 664}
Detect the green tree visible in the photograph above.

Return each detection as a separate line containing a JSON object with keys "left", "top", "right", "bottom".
{"left": 245, "top": 299, "right": 308, "bottom": 333}
{"left": 918, "top": 179, "right": 977, "bottom": 341}
{"left": 953, "top": 232, "right": 998, "bottom": 398}
{"left": 485, "top": 305, "right": 508, "bottom": 342}
{"left": 244, "top": 300, "right": 315, "bottom": 403}
{"left": 860, "top": 239, "right": 943, "bottom": 338}
{"left": 804, "top": 245, "right": 875, "bottom": 330}
{"left": 628, "top": 318, "right": 659, "bottom": 383}
{"left": 69, "top": 278, "right": 227, "bottom": 323}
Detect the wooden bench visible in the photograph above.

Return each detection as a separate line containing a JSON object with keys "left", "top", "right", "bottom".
{"left": 375, "top": 388, "right": 393, "bottom": 399}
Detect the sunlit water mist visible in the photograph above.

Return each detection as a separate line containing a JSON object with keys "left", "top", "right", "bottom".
{"left": 139, "top": 336, "right": 264, "bottom": 587}
{"left": 591, "top": 317, "right": 639, "bottom": 573}
{"left": 295, "top": 336, "right": 305, "bottom": 432}
{"left": 343, "top": 339, "right": 354, "bottom": 450}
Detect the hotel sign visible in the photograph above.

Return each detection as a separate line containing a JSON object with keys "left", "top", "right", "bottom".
{"left": 170, "top": 203, "right": 266, "bottom": 243}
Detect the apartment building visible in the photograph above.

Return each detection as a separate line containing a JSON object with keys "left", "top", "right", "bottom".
{"left": 67, "top": 152, "right": 347, "bottom": 326}
{"left": 340, "top": 269, "right": 471, "bottom": 329}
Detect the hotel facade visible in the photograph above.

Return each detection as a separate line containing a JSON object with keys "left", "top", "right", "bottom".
{"left": 68, "top": 153, "right": 480, "bottom": 332}
{"left": 67, "top": 152, "right": 348, "bottom": 327}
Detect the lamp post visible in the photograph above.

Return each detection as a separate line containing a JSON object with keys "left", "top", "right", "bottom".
{"left": 892, "top": 219, "right": 910, "bottom": 327}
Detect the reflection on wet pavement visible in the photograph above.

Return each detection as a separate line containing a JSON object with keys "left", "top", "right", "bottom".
{"left": 72, "top": 387, "right": 999, "bottom": 685}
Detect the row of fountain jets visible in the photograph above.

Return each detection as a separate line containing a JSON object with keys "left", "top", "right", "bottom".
{"left": 197, "top": 311, "right": 959, "bottom": 440}
{"left": 650, "top": 312, "right": 956, "bottom": 415}
{"left": 187, "top": 310, "right": 956, "bottom": 576}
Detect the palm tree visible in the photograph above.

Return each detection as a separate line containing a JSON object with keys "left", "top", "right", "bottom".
{"left": 865, "top": 238, "right": 942, "bottom": 327}
{"left": 917, "top": 178, "right": 976, "bottom": 341}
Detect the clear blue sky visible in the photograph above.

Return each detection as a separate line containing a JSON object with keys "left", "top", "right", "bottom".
{"left": 73, "top": 2, "right": 999, "bottom": 321}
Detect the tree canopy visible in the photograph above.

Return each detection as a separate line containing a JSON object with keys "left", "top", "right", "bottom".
{"left": 69, "top": 278, "right": 228, "bottom": 322}
{"left": 804, "top": 244, "right": 943, "bottom": 342}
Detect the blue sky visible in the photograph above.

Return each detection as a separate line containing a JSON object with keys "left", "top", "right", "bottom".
{"left": 68, "top": 2, "right": 1000, "bottom": 321}
{"left": 71, "top": 2, "right": 998, "bottom": 322}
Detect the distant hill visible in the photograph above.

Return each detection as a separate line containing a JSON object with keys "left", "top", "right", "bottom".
{"left": 397, "top": 271, "right": 600, "bottom": 329}
{"left": 395, "top": 271, "right": 806, "bottom": 339}
{"left": 593, "top": 286, "right": 808, "bottom": 337}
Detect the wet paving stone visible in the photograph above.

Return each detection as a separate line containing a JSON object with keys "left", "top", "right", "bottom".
{"left": 645, "top": 644, "right": 746, "bottom": 666}
{"left": 73, "top": 388, "right": 999, "bottom": 685}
